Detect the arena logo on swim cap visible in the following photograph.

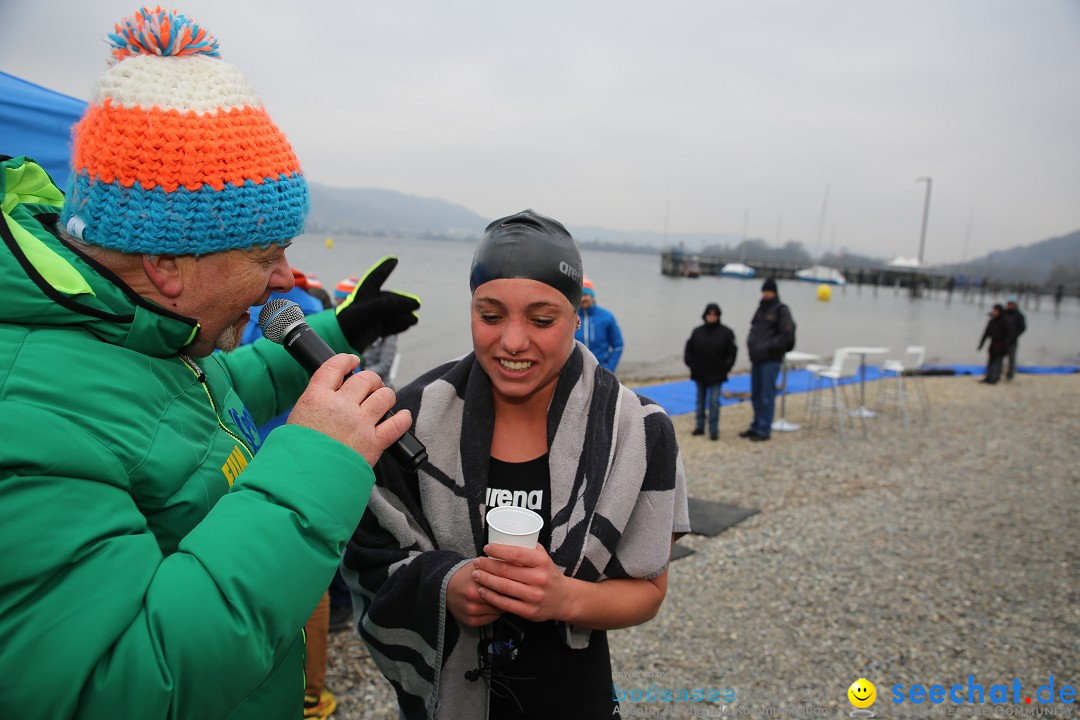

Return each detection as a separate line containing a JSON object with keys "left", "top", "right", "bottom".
{"left": 559, "top": 261, "right": 581, "bottom": 284}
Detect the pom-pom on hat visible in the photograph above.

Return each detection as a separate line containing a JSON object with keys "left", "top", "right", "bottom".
{"left": 61, "top": 6, "right": 309, "bottom": 255}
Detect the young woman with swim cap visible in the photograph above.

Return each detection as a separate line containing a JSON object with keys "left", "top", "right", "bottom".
{"left": 343, "top": 209, "right": 689, "bottom": 719}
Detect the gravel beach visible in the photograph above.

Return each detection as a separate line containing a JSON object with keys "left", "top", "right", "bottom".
{"left": 324, "top": 373, "right": 1079, "bottom": 719}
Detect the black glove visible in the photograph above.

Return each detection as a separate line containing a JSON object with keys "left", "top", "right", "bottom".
{"left": 336, "top": 256, "right": 420, "bottom": 352}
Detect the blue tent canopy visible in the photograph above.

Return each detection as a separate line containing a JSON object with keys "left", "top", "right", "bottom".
{"left": 0, "top": 71, "right": 86, "bottom": 185}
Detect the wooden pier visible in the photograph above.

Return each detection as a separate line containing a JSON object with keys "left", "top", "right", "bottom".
{"left": 659, "top": 249, "right": 1072, "bottom": 302}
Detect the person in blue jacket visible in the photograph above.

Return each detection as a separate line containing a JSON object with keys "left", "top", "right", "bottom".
{"left": 575, "top": 276, "right": 624, "bottom": 372}
{"left": 242, "top": 267, "right": 326, "bottom": 346}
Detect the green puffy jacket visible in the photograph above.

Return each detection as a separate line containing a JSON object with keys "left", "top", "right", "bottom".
{"left": 0, "top": 157, "right": 375, "bottom": 719}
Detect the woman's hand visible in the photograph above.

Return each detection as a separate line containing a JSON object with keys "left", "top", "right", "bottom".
{"left": 470, "top": 544, "right": 572, "bottom": 623}
{"left": 446, "top": 562, "right": 503, "bottom": 627}
{"left": 472, "top": 542, "right": 671, "bottom": 630}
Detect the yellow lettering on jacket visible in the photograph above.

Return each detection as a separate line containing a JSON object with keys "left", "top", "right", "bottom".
{"left": 221, "top": 445, "right": 248, "bottom": 486}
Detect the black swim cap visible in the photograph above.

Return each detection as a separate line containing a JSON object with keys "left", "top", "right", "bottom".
{"left": 469, "top": 209, "right": 583, "bottom": 307}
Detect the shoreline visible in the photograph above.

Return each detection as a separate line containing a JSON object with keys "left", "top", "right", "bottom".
{"left": 325, "top": 373, "right": 1079, "bottom": 719}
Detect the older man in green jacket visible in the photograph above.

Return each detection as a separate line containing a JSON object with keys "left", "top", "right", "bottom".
{"left": 0, "top": 8, "right": 419, "bottom": 719}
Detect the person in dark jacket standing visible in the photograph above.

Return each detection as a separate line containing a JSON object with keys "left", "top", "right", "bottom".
{"left": 1002, "top": 296, "right": 1027, "bottom": 381}
{"left": 978, "top": 303, "right": 1009, "bottom": 384}
{"left": 741, "top": 278, "right": 796, "bottom": 442}
{"left": 684, "top": 303, "right": 738, "bottom": 440}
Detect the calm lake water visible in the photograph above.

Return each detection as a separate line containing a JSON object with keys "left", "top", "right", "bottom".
{"left": 285, "top": 232, "right": 1080, "bottom": 387}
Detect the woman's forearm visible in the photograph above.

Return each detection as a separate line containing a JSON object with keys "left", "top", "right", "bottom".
{"left": 560, "top": 572, "right": 668, "bottom": 630}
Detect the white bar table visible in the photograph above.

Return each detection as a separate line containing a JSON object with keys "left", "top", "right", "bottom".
{"left": 844, "top": 346, "right": 889, "bottom": 418}
{"left": 772, "top": 350, "right": 821, "bottom": 432}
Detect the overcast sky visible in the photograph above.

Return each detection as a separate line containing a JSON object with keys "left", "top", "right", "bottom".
{"left": 3, "top": 1, "right": 1078, "bottom": 263}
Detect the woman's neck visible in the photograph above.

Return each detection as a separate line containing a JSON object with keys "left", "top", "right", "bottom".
{"left": 490, "top": 382, "right": 556, "bottom": 461}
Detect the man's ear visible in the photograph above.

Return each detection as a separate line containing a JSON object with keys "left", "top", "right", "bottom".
{"left": 142, "top": 254, "right": 185, "bottom": 298}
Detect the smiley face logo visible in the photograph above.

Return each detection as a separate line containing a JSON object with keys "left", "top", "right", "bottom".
{"left": 848, "top": 678, "right": 877, "bottom": 709}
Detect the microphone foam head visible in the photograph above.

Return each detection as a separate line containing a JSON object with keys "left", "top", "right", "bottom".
{"left": 259, "top": 299, "right": 306, "bottom": 344}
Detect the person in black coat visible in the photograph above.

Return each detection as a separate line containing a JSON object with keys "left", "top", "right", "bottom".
{"left": 742, "top": 279, "right": 796, "bottom": 441}
{"left": 978, "top": 303, "right": 1009, "bottom": 384}
{"left": 1002, "top": 296, "right": 1027, "bottom": 381}
{"left": 684, "top": 303, "right": 738, "bottom": 440}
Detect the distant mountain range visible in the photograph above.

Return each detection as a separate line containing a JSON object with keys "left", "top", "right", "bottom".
{"left": 308, "top": 183, "right": 483, "bottom": 238}
{"left": 937, "top": 230, "right": 1080, "bottom": 285}
{"left": 307, "top": 183, "right": 1079, "bottom": 285}
{"left": 306, "top": 182, "right": 741, "bottom": 251}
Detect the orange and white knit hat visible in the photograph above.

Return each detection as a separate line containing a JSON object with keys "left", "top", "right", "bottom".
{"left": 334, "top": 276, "right": 359, "bottom": 300}
{"left": 61, "top": 6, "right": 308, "bottom": 255}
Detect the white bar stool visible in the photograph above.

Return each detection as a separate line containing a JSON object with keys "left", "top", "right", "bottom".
{"left": 874, "top": 345, "right": 930, "bottom": 428}
{"left": 805, "top": 348, "right": 867, "bottom": 438}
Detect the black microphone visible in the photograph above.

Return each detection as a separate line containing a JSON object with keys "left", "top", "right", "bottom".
{"left": 259, "top": 298, "right": 428, "bottom": 471}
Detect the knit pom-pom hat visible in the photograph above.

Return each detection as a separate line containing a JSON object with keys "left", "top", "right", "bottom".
{"left": 334, "top": 276, "right": 359, "bottom": 300}
{"left": 61, "top": 6, "right": 309, "bottom": 255}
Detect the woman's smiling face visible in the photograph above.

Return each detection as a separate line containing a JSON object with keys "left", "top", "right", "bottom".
{"left": 471, "top": 278, "right": 577, "bottom": 403}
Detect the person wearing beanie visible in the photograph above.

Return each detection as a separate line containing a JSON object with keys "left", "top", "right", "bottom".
{"left": 978, "top": 303, "right": 1010, "bottom": 384}
{"left": 345, "top": 209, "right": 689, "bottom": 720}
{"left": 575, "top": 275, "right": 626, "bottom": 372}
{"left": 1002, "top": 295, "right": 1026, "bottom": 381}
{"left": 0, "top": 9, "right": 420, "bottom": 720}
{"left": 742, "top": 278, "right": 797, "bottom": 441}
{"left": 684, "top": 303, "right": 738, "bottom": 440}
{"left": 335, "top": 275, "right": 360, "bottom": 303}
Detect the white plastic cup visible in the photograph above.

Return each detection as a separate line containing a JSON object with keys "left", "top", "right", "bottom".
{"left": 485, "top": 506, "right": 544, "bottom": 548}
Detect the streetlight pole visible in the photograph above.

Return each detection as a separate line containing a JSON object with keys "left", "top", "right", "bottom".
{"left": 916, "top": 177, "right": 933, "bottom": 266}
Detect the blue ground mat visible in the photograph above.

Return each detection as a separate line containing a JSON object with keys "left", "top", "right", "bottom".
{"left": 636, "top": 368, "right": 873, "bottom": 417}
{"left": 637, "top": 364, "right": 1078, "bottom": 417}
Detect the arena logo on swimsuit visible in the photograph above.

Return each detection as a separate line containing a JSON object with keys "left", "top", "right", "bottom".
{"left": 484, "top": 487, "right": 543, "bottom": 511}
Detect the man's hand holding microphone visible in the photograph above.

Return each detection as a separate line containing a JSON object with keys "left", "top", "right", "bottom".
{"left": 287, "top": 358, "right": 411, "bottom": 469}
{"left": 261, "top": 256, "right": 426, "bottom": 470}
